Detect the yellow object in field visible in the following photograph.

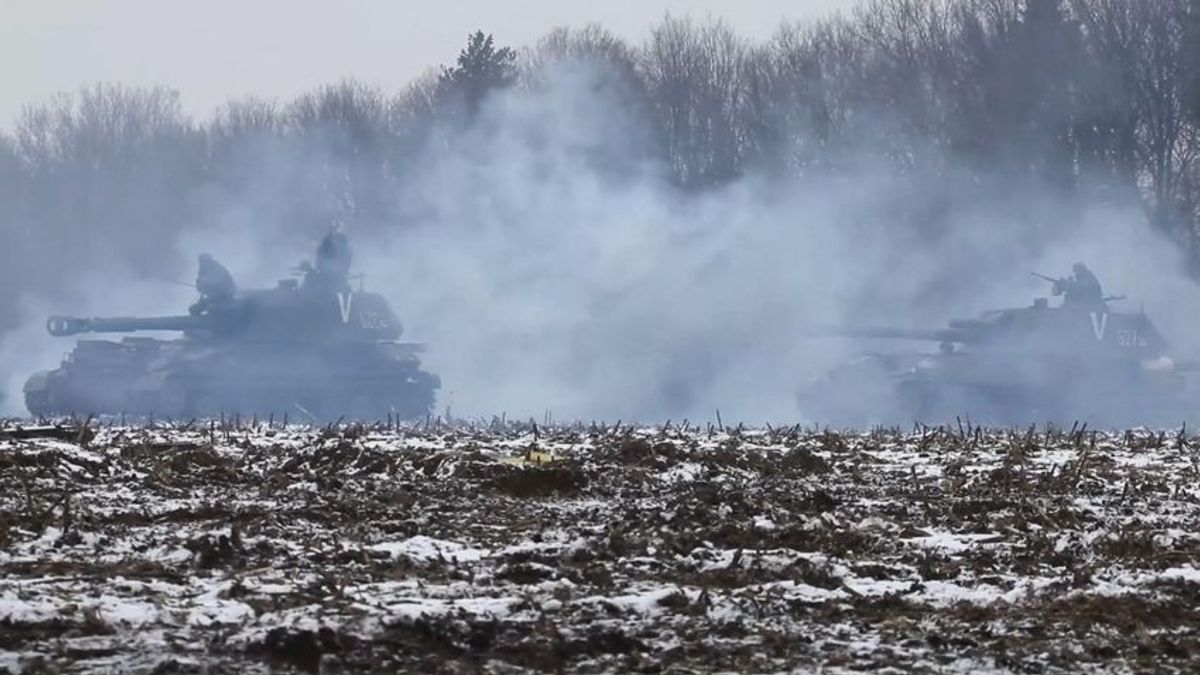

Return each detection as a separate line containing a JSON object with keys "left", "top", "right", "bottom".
{"left": 498, "top": 449, "right": 559, "bottom": 465}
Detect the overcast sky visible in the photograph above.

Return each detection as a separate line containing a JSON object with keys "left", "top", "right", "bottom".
{"left": 1, "top": 0, "right": 856, "bottom": 128}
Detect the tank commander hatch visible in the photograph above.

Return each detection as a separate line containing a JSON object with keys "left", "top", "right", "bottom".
{"left": 1052, "top": 262, "right": 1104, "bottom": 309}
{"left": 189, "top": 253, "right": 237, "bottom": 316}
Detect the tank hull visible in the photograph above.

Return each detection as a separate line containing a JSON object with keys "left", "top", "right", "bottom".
{"left": 799, "top": 351, "right": 1195, "bottom": 428}
{"left": 24, "top": 337, "right": 439, "bottom": 421}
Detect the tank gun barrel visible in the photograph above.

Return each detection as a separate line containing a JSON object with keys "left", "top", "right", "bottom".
{"left": 47, "top": 314, "right": 205, "bottom": 337}
{"left": 806, "top": 325, "right": 973, "bottom": 344}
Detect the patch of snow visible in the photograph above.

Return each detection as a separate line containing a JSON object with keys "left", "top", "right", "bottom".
{"left": 188, "top": 600, "right": 256, "bottom": 627}
{"left": 754, "top": 516, "right": 777, "bottom": 531}
{"left": 660, "top": 462, "right": 705, "bottom": 484}
{"left": 909, "top": 531, "right": 1003, "bottom": 553}
{"left": 369, "top": 535, "right": 488, "bottom": 563}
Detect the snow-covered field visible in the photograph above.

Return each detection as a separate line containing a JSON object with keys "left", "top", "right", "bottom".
{"left": 1, "top": 420, "right": 1199, "bottom": 673}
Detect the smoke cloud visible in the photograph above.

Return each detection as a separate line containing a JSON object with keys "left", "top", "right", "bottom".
{"left": 360, "top": 64, "right": 1200, "bottom": 425}
{"left": 3, "top": 12, "right": 1200, "bottom": 428}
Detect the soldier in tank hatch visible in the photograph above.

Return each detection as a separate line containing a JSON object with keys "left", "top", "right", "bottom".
{"left": 190, "top": 253, "right": 237, "bottom": 315}
{"left": 1052, "top": 262, "right": 1104, "bottom": 309}
{"left": 316, "top": 230, "right": 352, "bottom": 278}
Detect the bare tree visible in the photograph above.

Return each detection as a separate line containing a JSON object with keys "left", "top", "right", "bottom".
{"left": 1129, "top": 1, "right": 1191, "bottom": 239}
{"left": 527, "top": 24, "right": 638, "bottom": 76}
{"left": 741, "top": 21, "right": 847, "bottom": 175}
{"left": 287, "top": 81, "right": 394, "bottom": 233}
{"left": 211, "top": 98, "right": 280, "bottom": 141}
{"left": 640, "top": 16, "right": 749, "bottom": 187}
{"left": 11, "top": 85, "right": 200, "bottom": 284}
{"left": 1070, "top": 0, "right": 1144, "bottom": 200}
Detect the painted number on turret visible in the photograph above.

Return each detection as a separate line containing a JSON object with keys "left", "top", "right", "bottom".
{"left": 359, "top": 312, "right": 388, "bottom": 329}
{"left": 337, "top": 292, "right": 354, "bottom": 324}
{"left": 1115, "top": 329, "right": 1148, "bottom": 349}
{"left": 1092, "top": 311, "right": 1147, "bottom": 349}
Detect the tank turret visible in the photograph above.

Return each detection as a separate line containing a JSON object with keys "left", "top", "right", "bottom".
{"left": 43, "top": 280, "right": 404, "bottom": 344}
{"left": 809, "top": 325, "right": 966, "bottom": 344}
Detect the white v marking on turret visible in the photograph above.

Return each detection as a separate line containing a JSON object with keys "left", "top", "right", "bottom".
{"left": 337, "top": 292, "right": 354, "bottom": 324}
{"left": 1089, "top": 312, "right": 1108, "bottom": 341}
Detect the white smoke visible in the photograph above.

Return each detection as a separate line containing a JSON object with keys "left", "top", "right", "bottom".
{"left": 3, "top": 58, "right": 1198, "bottom": 427}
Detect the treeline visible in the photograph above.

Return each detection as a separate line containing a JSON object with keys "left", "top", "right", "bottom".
{"left": 2, "top": 0, "right": 1199, "bottom": 332}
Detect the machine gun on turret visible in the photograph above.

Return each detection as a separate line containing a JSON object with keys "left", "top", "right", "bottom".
{"left": 1032, "top": 272, "right": 1126, "bottom": 304}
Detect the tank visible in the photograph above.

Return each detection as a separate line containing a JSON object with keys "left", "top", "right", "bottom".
{"left": 23, "top": 264, "right": 440, "bottom": 421}
{"left": 799, "top": 294, "right": 1194, "bottom": 427}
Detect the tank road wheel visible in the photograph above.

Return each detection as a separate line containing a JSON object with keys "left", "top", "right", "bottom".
{"left": 392, "top": 372, "right": 439, "bottom": 421}
{"left": 346, "top": 391, "right": 386, "bottom": 423}
{"left": 160, "top": 379, "right": 189, "bottom": 419}
{"left": 131, "top": 377, "right": 189, "bottom": 420}
{"left": 23, "top": 371, "right": 54, "bottom": 417}
{"left": 184, "top": 388, "right": 229, "bottom": 422}
{"left": 24, "top": 390, "right": 50, "bottom": 417}
{"left": 343, "top": 389, "right": 433, "bottom": 423}
{"left": 348, "top": 373, "right": 439, "bottom": 423}
{"left": 896, "top": 380, "right": 937, "bottom": 425}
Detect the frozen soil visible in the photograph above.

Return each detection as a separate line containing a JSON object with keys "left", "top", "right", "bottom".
{"left": 1, "top": 420, "right": 1199, "bottom": 673}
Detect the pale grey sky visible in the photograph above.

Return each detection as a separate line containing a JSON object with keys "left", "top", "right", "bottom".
{"left": 0, "top": 0, "right": 855, "bottom": 128}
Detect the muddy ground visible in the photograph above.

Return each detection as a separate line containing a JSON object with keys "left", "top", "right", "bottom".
{"left": 1, "top": 420, "right": 1199, "bottom": 673}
